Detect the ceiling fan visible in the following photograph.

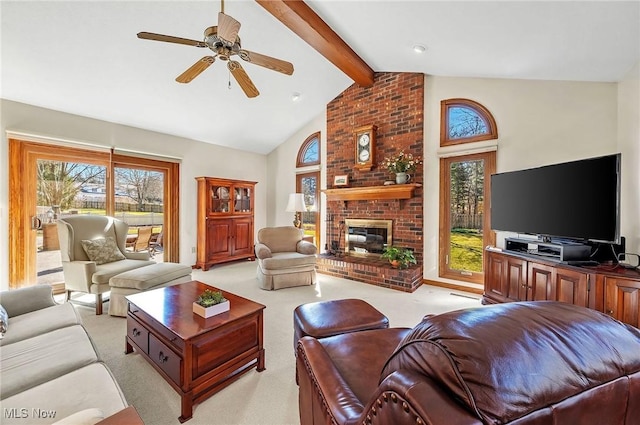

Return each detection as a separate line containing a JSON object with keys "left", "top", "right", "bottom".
{"left": 137, "top": 0, "right": 294, "bottom": 98}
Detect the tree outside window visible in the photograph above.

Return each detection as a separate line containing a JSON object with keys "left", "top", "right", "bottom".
{"left": 440, "top": 98, "right": 498, "bottom": 147}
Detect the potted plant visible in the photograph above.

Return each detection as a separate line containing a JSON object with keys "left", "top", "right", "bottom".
{"left": 381, "top": 246, "right": 417, "bottom": 269}
{"left": 379, "top": 151, "right": 422, "bottom": 184}
{"left": 193, "top": 289, "right": 230, "bottom": 318}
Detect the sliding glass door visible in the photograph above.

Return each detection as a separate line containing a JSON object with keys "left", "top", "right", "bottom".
{"left": 36, "top": 159, "right": 107, "bottom": 287}
{"left": 114, "top": 166, "right": 165, "bottom": 260}
{"left": 9, "top": 139, "right": 180, "bottom": 290}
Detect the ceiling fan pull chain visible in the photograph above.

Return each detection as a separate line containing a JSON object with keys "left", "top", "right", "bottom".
{"left": 228, "top": 70, "right": 232, "bottom": 90}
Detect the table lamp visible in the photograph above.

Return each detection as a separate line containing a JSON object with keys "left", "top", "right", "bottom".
{"left": 285, "top": 193, "right": 306, "bottom": 228}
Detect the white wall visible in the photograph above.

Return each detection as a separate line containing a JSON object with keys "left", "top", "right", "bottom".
{"left": 2, "top": 70, "right": 636, "bottom": 291}
{"left": 266, "top": 111, "right": 326, "bottom": 248}
{"left": 0, "top": 99, "right": 268, "bottom": 290}
{"left": 617, "top": 61, "right": 640, "bottom": 254}
{"left": 423, "top": 76, "right": 620, "bottom": 289}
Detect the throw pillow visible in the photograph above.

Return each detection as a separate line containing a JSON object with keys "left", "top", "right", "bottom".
{"left": 81, "top": 237, "right": 126, "bottom": 265}
{"left": 0, "top": 304, "right": 8, "bottom": 339}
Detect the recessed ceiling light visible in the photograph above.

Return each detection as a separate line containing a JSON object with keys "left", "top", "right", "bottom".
{"left": 291, "top": 92, "right": 301, "bottom": 102}
{"left": 413, "top": 44, "right": 427, "bottom": 53}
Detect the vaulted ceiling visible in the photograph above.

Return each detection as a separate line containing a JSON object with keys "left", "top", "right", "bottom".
{"left": 2, "top": 1, "right": 638, "bottom": 154}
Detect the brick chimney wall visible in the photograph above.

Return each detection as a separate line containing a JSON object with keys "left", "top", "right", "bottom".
{"left": 325, "top": 72, "right": 425, "bottom": 267}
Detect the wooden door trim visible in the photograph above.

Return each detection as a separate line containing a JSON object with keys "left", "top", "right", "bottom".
{"left": 9, "top": 140, "right": 28, "bottom": 287}
{"left": 439, "top": 151, "right": 496, "bottom": 284}
{"left": 112, "top": 154, "right": 180, "bottom": 262}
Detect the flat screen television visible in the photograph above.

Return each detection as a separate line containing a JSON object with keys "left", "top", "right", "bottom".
{"left": 490, "top": 153, "right": 621, "bottom": 244}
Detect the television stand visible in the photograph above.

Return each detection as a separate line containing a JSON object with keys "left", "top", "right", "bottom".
{"left": 504, "top": 237, "right": 591, "bottom": 262}
{"left": 483, "top": 248, "right": 640, "bottom": 328}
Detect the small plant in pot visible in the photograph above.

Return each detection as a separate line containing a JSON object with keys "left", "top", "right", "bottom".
{"left": 381, "top": 246, "right": 417, "bottom": 269}
{"left": 193, "top": 289, "right": 230, "bottom": 318}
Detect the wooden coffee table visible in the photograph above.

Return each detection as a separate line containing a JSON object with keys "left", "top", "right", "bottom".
{"left": 124, "top": 281, "right": 266, "bottom": 422}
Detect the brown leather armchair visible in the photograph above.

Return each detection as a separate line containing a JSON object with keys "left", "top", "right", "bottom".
{"left": 296, "top": 301, "right": 640, "bottom": 425}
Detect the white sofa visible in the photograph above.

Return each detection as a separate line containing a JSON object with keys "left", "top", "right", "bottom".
{"left": 0, "top": 285, "right": 128, "bottom": 424}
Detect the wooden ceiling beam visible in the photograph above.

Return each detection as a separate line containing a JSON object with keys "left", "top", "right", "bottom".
{"left": 255, "top": 0, "right": 375, "bottom": 87}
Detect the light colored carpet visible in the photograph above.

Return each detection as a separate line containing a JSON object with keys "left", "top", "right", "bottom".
{"left": 76, "top": 261, "right": 482, "bottom": 425}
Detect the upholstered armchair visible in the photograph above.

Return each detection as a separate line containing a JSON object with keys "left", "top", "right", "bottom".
{"left": 255, "top": 226, "right": 317, "bottom": 290}
{"left": 57, "top": 215, "right": 155, "bottom": 314}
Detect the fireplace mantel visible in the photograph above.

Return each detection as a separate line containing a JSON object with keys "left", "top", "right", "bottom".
{"left": 322, "top": 184, "right": 421, "bottom": 202}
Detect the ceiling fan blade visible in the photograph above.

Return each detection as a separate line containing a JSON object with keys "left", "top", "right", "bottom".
{"left": 138, "top": 32, "right": 206, "bottom": 48}
{"left": 217, "top": 12, "right": 241, "bottom": 44}
{"left": 176, "top": 56, "right": 216, "bottom": 83}
{"left": 238, "top": 50, "right": 294, "bottom": 75}
{"left": 228, "top": 61, "right": 259, "bottom": 98}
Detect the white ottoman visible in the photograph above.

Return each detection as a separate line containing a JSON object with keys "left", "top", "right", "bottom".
{"left": 108, "top": 263, "right": 192, "bottom": 316}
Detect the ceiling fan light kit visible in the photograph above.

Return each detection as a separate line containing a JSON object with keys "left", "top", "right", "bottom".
{"left": 137, "top": 1, "right": 293, "bottom": 98}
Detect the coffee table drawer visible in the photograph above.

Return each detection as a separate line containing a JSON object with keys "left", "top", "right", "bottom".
{"left": 129, "top": 303, "right": 184, "bottom": 352}
{"left": 149, "top": 333, "right": 182, "bottom": 385}
{"left": 127, "top": 316, "right": 149, "bottom": 354}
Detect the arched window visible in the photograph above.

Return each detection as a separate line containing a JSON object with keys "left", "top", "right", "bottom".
{"left": 296, "top": 132, "right": 320, "bottom": 167}
{"left": 440, "top": 98, "right": 498, "bottom": 147}
{"left": 295, "top": 132, "right": 321, "bottom": 246}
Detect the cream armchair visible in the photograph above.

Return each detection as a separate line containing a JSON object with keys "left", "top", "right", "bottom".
{"left": 255, "top": 226, "right": 317, "bottom": 290}
{"left": 57, "top": 215, "right": 155, "bottom": 314}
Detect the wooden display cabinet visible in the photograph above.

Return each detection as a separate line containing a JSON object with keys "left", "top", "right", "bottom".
{"left": 195, "top": 177, "right": 257, "bottom": 271}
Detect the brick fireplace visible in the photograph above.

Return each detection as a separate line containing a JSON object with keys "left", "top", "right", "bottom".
{"left": 318, "top": 72, "right": 424, "bottom": 292}
{"left": 344, "top": 218, "right": 392, "bottom": 256}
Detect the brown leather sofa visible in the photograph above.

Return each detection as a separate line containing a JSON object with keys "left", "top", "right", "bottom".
{"left": 296, "top": 301, "right": 640, "bottom": 425}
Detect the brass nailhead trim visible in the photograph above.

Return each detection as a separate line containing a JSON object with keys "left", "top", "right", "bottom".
{"left": 377, "top": 399, "right": 382, "bottom": 407}
{"left": 383, "top": 394, "right": 388, "bottom": 402}
{"left": 416, "top": 418, "right": 424, "bottom": 424}
{"left": 403, "top": 402, "right": 410, "bottom": 412}
{"left": 391, "top": 394, "right": 398, "bottom": 403}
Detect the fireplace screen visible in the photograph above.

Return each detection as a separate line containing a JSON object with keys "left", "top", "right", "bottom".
{"left": 345, "top": 219, "right": 392, "bottom": 256}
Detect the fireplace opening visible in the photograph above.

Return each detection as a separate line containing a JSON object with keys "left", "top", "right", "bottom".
{"left": 345, "top": 219, "right": 392, "bottom": 257}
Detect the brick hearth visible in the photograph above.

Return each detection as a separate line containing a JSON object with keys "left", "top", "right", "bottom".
{"left": 317, "top": 254, "right": 422, "bottom": 292}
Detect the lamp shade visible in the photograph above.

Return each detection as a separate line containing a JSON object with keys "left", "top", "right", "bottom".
{"left": 285, "top": 193, "right": 306, "bottom": 212}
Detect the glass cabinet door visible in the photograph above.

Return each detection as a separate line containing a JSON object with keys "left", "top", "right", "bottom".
{"left": 211, "top": 184, "right": 231, "bottom": 213}
{"left": 234, "top": 186, "right": 251, "bottom": 213}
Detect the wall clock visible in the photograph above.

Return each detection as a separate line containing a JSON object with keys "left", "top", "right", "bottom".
{"left": 354, "top": 124, "right": 377, "bottom": 171}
